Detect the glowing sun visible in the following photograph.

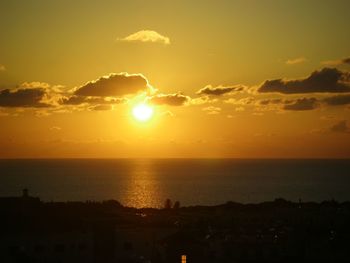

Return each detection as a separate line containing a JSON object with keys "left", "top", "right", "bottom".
{"left": 132, "top": 103, "right": 154, "bottom": 122}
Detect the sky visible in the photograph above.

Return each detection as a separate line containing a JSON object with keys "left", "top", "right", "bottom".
{"left": 0, "top": 0, "right": 350, "bottom": 158}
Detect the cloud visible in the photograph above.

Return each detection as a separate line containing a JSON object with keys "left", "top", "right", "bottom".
{"left": 329, "top": 120, "right": 350, "bottom": 133}
{"left": 190, "top": 96, "right": 218, "bottom": 105}
{"left": 118, "top": 30, "right": 170, "bottom": 45}
{"left": 321, "top": 57, "right": 350, "bottom": 66}
{"left": 148, "top": 93, "right": 190, "bottom": 106}
{"left": 283, "top": 98, "right": 318, "bottom": 111}
{"left": 0, "top": 64, "right": 5, "bottom": 71}
{"left": 258, "top": 98, "right": 283, "bottom": 105}
{"left": 235, "top": 106, "right": 245, "bottom": 112}
{"left": 89, "top": 105, "right": 113, "bottom": 111}
{"left": 21, "top": 81, "right": 50, "bottom": 89}
{"left": 75, "top": 73, "right": 151, "bottom": 97}
{"left": 286, "top": 57, "right": 307, "bottom": 65}
{"left": 202, "top": 106, "right": 221, "bottom": 115}
{"left": 259, "top": 68, "right": 350, "bottom": 94}
{"left": 160, "top": 110, "right": 175, "bottom": 117}
{"left": 224, "top": 97, "right": 255, "bottom": 105}
{"left": 50, "top": 126, "right": 62, "bottom": 131}
{"left": 61, "top": 95, "right": 125, "bottom": 105}
{"left": 258, "top": 95, "right": 350, "bottom": 111}
{"left": 35, "top": 109, "right": 51, "bottom": 117}
{"left": 0, "top": 88, "right": 51, "bottom": 108}
{"left": 0, "top": 81, "right": 65, "bottom": 109}
{"left": 323, "top": 94, "right": 350, "bottom": 106}
{"left": 197, "top": 85, "right": 245, "bottom": 96}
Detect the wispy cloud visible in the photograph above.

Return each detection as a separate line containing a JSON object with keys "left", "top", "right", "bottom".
{"left": 0, "top": 64, "right": 5, "bottom": 71}
{"left": 202, "top": 106, "right": 221, "bottom": 115}
{"left": 285, "top": 57, "right": 307, "bottom": 65}
{"left": 321, "top": 57, "right": 350, "bottom": 66}
{"left": 118, "top": 30, "right": 170, "bottom": 45}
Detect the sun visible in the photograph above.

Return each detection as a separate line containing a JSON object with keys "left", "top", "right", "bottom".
{"left": 132, "top": 103, "right": 154, "bottom": 122}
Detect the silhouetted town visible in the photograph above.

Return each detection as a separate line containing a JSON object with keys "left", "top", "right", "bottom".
{"left": 1, "top": 190, "right": 350, "bottom": 263}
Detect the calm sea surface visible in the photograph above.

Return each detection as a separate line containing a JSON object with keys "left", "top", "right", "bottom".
{"left": 0, "top": 159, "right": 349, "bottom": 208}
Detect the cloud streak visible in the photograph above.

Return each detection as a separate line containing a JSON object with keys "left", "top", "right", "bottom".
{"left": 61, "top": 95, "right": 125, "bottom": 106}
{"left": 321, "top": 57, "right": 350, "bottom": 66}
{"left": 285, "top": 57, "right": 307, "bottom": 65}
{"left": 197, "top": 85, "right": 245, "bottom": 96}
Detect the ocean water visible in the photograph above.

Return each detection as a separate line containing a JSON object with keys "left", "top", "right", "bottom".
{"left": 0, "top": 159, "right": 350, "bottom": 208}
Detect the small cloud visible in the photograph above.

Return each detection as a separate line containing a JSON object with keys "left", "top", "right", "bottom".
{"left": 202, "top": 106, "right": 221, "bottom": 115}
{"left": 258, "top": 98, "right": 283, "bottom": 105}
{"left": 285, "top": 57, "right": 307, "bottom": 65}
{"left": 235, "top": 106, "right": 245, "bottom": 112}
{"left": 161, "top": 110, "right": 175, "bottom": 117}
{"left": 256, "top": 97, "right": 322, "bottom": 112}
{"left": 224, "top": 97, "right": 255, "bottom": 105}
{"left": 89, "top": 104, "right": 113, "bottom": 111}
{"left": 35, "top": 109, "right": 51, "bottom": 117}
{"left": 148, "top": 93, "right": 190, "bottom": 106}
{"left": 329, "top": 120, "right": 350, "bottom": 133}
{"left": 190, "top": 96, "right": 218, "bottom": 105}
{"left": 283, "top": 98, "right": 318, "bottom": 111}
{"left": 197, "top": 85, "right": 245, "bottom": 96}
{"left": 21, "top": 82, "right": 50, "bottom": 89}
{"left": 50, "top": 126, "right": 62, "bottom": 131}
{"left": 118, "top": 30, "right": 170, "bottom": 45}
{"left": 0, "top": 64, "right": 5, "bottom": 71}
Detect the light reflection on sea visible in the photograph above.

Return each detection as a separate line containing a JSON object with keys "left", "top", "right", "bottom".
{"left": 121, "top": 159, "right": 164, "bottom": 208}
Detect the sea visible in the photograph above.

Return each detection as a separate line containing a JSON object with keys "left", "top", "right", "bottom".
{"left": 0, "top": 159, "right": 349, "bottom": 208}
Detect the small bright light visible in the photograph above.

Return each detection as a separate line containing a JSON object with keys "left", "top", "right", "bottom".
{"left": 132, "top": 103, "right": 154, "bottom": 122}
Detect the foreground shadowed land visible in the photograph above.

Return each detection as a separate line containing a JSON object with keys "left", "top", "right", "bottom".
{"left": 1, "top": 191, "right": 350, "bottom": 263}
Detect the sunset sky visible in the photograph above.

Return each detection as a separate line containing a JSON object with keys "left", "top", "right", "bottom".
{"left": 1, "top": 0, "right": 350, "bottom": 158}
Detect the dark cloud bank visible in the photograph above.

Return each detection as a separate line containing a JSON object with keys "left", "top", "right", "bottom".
{"left": 259, "top": 68, "right": 350, "bottom": 94}
{"left": 0, "top": 88, "right": 50, "bottom": 108}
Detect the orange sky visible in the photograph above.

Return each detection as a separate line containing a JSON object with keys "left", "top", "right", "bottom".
{"left": 0, "top": 0, "right": 350, "bottom": 158}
